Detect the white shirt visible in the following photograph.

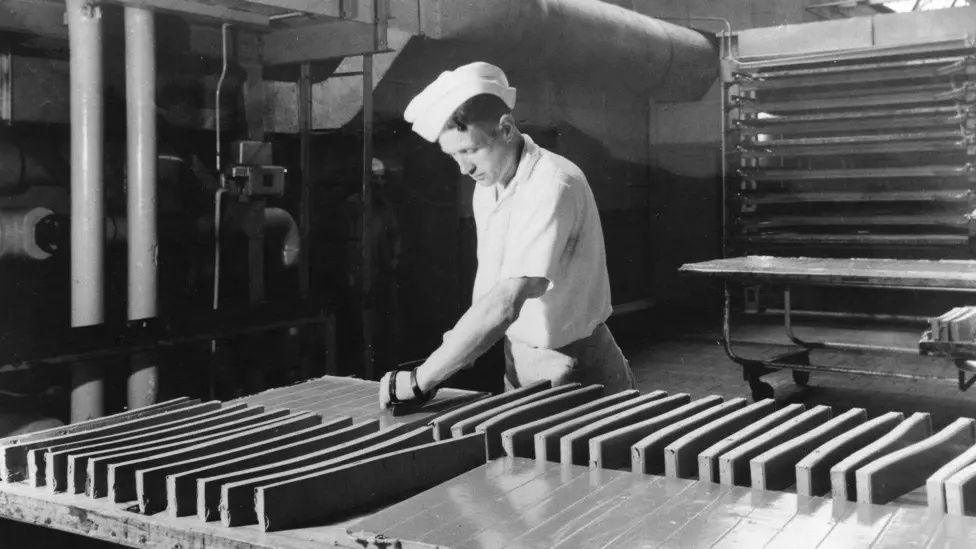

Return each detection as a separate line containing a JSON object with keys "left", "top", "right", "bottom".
{"left": 471, "top": 135, "right": 612, "bottom": 349}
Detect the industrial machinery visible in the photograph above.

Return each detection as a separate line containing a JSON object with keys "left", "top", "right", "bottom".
{"left": 2, "top": 375, "right": 976, "bottom": 547}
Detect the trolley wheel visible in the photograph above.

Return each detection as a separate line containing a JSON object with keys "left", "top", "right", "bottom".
{"left": 792, "top": 370, "right": 811, "bottom": 387}
{"left": 749, "top": 380, "right": 774, "bottom": 402}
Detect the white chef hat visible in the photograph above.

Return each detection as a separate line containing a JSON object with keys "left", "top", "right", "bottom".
{"left": 404, "top": 62, "right": 517, "bottom": 142}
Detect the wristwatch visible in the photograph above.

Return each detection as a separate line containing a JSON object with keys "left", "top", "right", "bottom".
{"left": 387, "top": 368, "right": 432, "bottom": 405}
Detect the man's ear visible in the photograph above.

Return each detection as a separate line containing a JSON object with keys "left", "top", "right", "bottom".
{"left": 498, "top": 113, "right": 516, "bottom": 142}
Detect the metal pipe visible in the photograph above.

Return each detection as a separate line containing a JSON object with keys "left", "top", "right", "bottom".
{"left": 0, "top": 207, "right": 54, "bottom": 260}
{"left": 760, "top": 308, "right": 931, "bottom": 324}
{"left": 67, "top": 0, "right": 104, "bottom": 328}
{"left": 0, "top": 136, "right": 69, "bottom": 194}
{"left": 362, "top": 53, "right": 375, "bottom": 380}
{"left": 211, "top": 188, "right": 227, "bottom": 310}
{"left": 125, "top": 6, "right": 157, "bottom": 321}
{"left": 215, "top": 23, "right": 229, "bottom": 174}
{"left": 125, "top": 6, "right": 159, "bottom": 410}
{"left": 423, "top": 0, "right": 718, "bottom": 100}
{"left": 71, "top": 360, "right": 104, "bottom": 422}
{"left": 67, "top": 0, "right": 105, "bottom": 421}
{"left": 298, "top": 62, "right": 311, "bottom": 296}
{"left": 212, "top": 23, "right": 230, "bottom": 311}
{"left": 263, "top": 207, "right": 300, "bottom": 267}
{"left": 127, "top": 350, "right": 158, "bottom": 409}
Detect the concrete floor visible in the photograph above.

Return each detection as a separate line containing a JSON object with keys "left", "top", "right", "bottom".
{"left": 614, "top": 309, "right": 976, "bottom": 430}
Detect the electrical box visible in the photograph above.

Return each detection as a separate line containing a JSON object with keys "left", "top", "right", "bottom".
{"left": 226, "top": 140, "right": 286, "bottom": 197}
{"left": 229, "top": 165, "right": 286, "bottom": 197}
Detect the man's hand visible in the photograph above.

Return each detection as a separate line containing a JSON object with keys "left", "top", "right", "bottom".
{"left": 378, "top": 370, "right": 422, "bottom": 409}
{"left": 378, "top": 276, "right": 548, "bottom": 408}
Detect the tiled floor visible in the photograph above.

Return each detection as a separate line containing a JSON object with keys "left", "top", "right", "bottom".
{"left": 614, "top": 310, "right": 976, "bottom": 430}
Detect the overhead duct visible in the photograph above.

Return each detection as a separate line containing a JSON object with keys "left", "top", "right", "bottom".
{"left": 283, "top": 0, "right": 717, "bottom": 132}
{"left": 419, "top": 0, "right": 718, "bottom": 100}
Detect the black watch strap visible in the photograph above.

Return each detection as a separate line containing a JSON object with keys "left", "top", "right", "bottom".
{"left": 409, "top": 368, "right": 430, "bottom": 402}
{"left": 388, "top": 370, "right": 402, "bottom": 405}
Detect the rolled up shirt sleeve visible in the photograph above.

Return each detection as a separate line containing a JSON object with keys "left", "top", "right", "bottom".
{"left": 498, "top": 179, "right": 580, "bottom": 291}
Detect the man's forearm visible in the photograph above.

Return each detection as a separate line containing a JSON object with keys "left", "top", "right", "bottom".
{"left": 408, "top": 276, "right": 548, "bottom": 396}
{"left": 414, "top": 293, "right": 513, "bottom": 391}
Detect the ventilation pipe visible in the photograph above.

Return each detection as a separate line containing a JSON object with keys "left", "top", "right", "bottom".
{"left": 0, "top": 136, "right": 67, "bottom": 194}
{"left": 125, "top": 6, "right": 159, "bottom": 409}
{"left": 421, "top": 0, "right": 718, "bottom": 100}
{"left": 264, "top": 207, "right": 300, "bottom": 268}
{"left": 0, "top": 208, "right": 55, "bottom": 260}
{"left": 66, "top": 0, "right": 105, "bottom": 421}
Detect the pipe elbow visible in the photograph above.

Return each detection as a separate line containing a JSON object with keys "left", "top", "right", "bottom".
{"left": 263, "top": 207, "right": 300, "bottom": 268}
{"left": 0, "top": 207, "right": 56, "bottom": 260}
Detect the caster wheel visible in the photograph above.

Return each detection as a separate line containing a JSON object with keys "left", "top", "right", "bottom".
{"left": 792, "top": 370, "right": 810, "bottom": 387}
{"left": 749, "top": 380, "right": 774, "bottom": 401}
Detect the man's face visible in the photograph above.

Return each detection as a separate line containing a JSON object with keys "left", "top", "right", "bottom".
{"left": 437, "top": 122, "right": 511, "bottom": 188}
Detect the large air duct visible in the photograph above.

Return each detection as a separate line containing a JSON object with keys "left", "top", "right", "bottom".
{"left": 420, "top": 0, "right": 718, "bottom": 100}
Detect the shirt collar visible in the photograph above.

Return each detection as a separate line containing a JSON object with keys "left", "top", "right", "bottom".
{"left": 495, "top": 134, "right": 540, "bottom": 204}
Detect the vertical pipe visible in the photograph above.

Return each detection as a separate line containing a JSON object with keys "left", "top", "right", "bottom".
{"left": 127, "top": 351, "right": 159, "bottom": 409}
{"left": 71, "top": 361, "right": 105, "bottom": 422}
{"left": 67, "top": 0, "right": 104, "bottom": 422}
{"left": 298, "top": 62, "right": 312, "bottom": 380}
{"left": 67, "top": 0, "right": 104, "bottom": 328}
{"left": 125, "top": 6, "right": 159, "bottom": 409}
{"left": 125, "top": 6, "right": 157, "bottom": 321}
{"left": 361, "top": 53, "right": 375, "bottom": 380}
{"left": 298, "top": 62, "right": 311, "bottom": 297}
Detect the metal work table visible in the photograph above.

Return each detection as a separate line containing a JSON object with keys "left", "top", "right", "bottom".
{"left": 357, "top": 457, "right": 976, "bottom": 548}
{"left": 680, "top": 256, "right": 976, "bottom": 399}
{"left": 0, "top": 375, "right": 481, "bottom": 549}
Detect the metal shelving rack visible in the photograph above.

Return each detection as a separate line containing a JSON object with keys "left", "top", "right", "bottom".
{"left": 725, "top": 40, "right": 976, "bottom": 259}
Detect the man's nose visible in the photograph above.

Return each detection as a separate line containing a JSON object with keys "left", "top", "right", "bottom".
{"left": 457, "top": 158, "right": 475, "bottom": 175}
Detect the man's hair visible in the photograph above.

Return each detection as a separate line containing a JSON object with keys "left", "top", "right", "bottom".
{"left": 447, "top": 94, "right": 511, "bottom": 133}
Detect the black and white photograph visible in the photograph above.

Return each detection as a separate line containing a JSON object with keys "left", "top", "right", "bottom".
{"left": 0, "top": 0, "right": 975, "bottom": 547}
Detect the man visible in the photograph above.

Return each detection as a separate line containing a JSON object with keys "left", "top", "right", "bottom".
{"left": 379, "top": 62, "right": 635, "bottom": 407}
